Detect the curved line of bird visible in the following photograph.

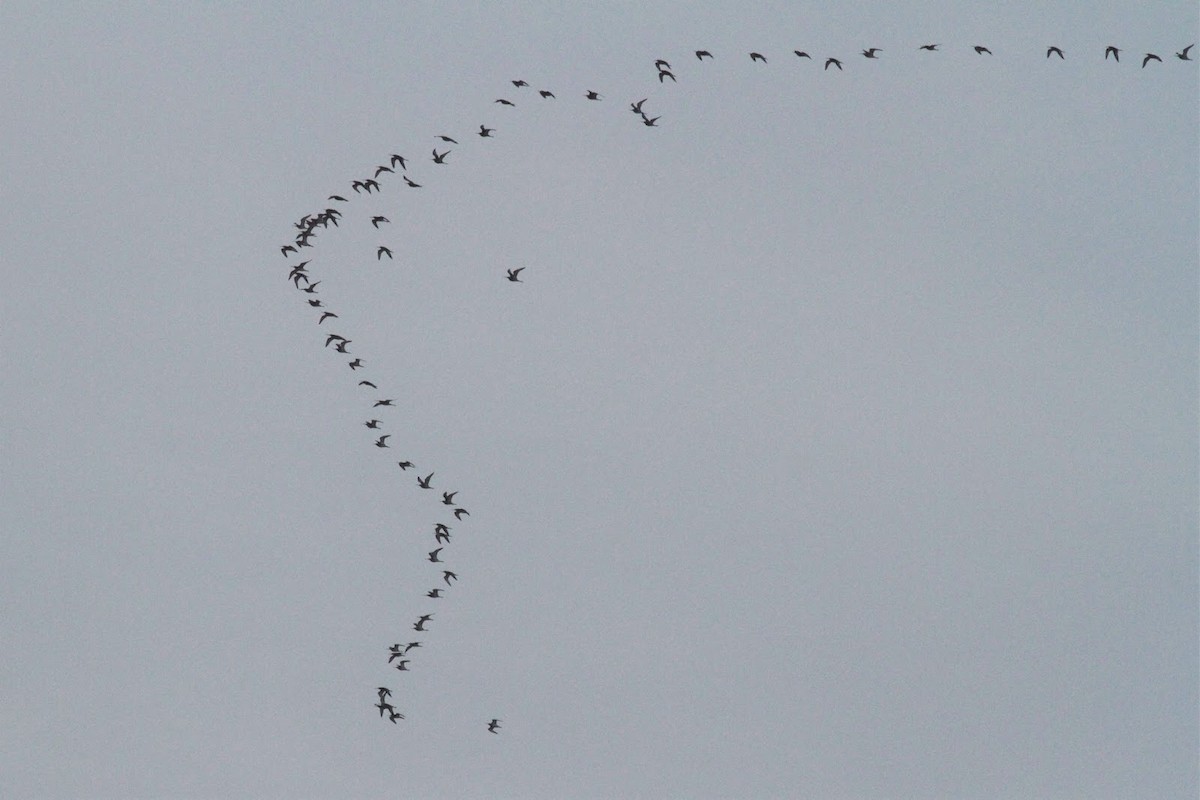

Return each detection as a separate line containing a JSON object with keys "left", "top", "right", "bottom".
{"left": 277, "top": 37, "right": 1196, "bottom": 734}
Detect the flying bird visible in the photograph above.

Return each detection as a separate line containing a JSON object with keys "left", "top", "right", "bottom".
{"left": 371, "top": 216, "right": 390, "bottom": 228}
{"left": 414, "top": 614, "right": 432, "bottom": 631}
{"left": 393, "top": 660, "right": 410, "bottom": 671}
{"left": 539, "top": 89, "right": 555, "bottom": 98}
{"left": 325, "top": 334, "right": 347, "bottom": 347}
{"left": 479, "top": 124, "right": 494, "bottom": 137}
{"left": 585, "top": 90, "right": 602, "bottom": 100}
{"left": 488, "top": 719, "right": 501, "bottom": 734}
{"left": 495, "top": 98, "right": 515, "bottom": 106}
{"left": 427, "top": 588, "right": 443, "bottom": 598}
{"left": 390, "top": 154, "right": 407, "bottom": 169}
{"left": 374, "top": 399, "right": 395, "bottom": 407}
{"left": 300, "top": 281, "right": 320, "bottom": 294}
{"left": 825, "top": 57, "right": 843, "bottom": 70}
{"left": 374, "top": 435, "right": 390, "bottom": 448}
{"left": 432, "top": 149, "right": 450, "bottom": 164}
{"left": 418, "top": 472, "right": 434, "bottom": 488}
{"left": 374, "top": 165, "right": 393, "bottom": 177}
{"left": 434, "top": 527, "right": 450, "bottom": 544}
{"left": 378, "top": 246, "right": 393, "bottom": 260}
{"left": 360, "top": 380, "right": 377, "bottom": 388}
{"left": 329, "top": 194, "right": 348, "bottom": 202}
{"left": 654, "top": 59, "right": 671, "bottom": 70}
{"left": 657, "top": 70, "right": 675, "bottom": 83}
{"left": 348, "top": 359, "right": 363, "bottom": 370}
{"left": 318, "top": 312, "right": 338, "bottom": 324}
{"left": 919, "top": 44, "right": 940, "bottom": 51}
{"left": 630, "top": 98, "right": 647, "bottom": 114}
{"left": 377, "top": 687, "right": 391, "bottom": 699}
{"left": 1047, "top": 46, "right": 1064, "bottom": 59}
{"left": 695, "top": 50, "right": 713, "bottom": 60}
{"left": 404, "top": 642, "right": 422, "bottom": 653}
{"left": 436, "top": 135, "right": 458, "bottom": 144}
{"left": 307, "top": 299, "right": 322, "bottom": 307}
{"left": 453, "top": 508, "right": 470, "bottom": 520}
{"left": 974, "top": 45, "right": 992, "bottom": 55}
{"left": 388, "top": 645, "right": 405, "bottom": 661}
{"left": 641, "top": 114, "right": 660, "bottom": 127}
{"left": 1142, "top": 52, "right": 1162, "bottom": 67}
{"left": 1106, "top": 46, "right": 1120, "bottom": 61}
{"left": 794, "top": 51, "right": 811, "bottom": 59}
{"left": 403, "top": 176, "right": 421, "bottom": 188}
{"left": 512, "top": 79, "right": 528, "bottom": 87}
{"left": 506, "top": 267, "right": 524, "bottom": 282}
{"left": 397, "top": 461, "right": 414, "bottom": 470}
{"left": 428, "top": 548, "right": 443, "bottom": 563}
{"left": 281, "top": 245, "right": 297, "bottom": 256}
{"left": 1177, "top": 44, "right": 1195, "bottom": 60}
{"left": 750, "top": 52, "right": 767, "bottom": 63}
{"left": 862, "top": 48, "right": 881, "bottom": 58}
{"left": 334, "top": 339, "right": 351, "bottom": 353}
{"left": 434, "top": 523, "right": 450, "bottom": 536}
{"left": 376, "top": 700, "right": 395, "bottom": 717}
{"left": 388, "top": 711, "right": 404, "bottom": 723}
{"left": 365, "top": 419, "right": 381, "bottom": 429}
{"left": 442, "top": 491, "right": 457, "bottom": 505}
{"left": 443, "top": 571, "right": 458, "bottom": 586}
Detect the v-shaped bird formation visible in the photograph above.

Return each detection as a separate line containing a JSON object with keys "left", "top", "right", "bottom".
{"left": 276, "top": 36, "right": 1195, "bottom": 733}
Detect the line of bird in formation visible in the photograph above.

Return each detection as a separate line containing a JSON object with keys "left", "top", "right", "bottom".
{"left": 278, "top": 36, "right": 1195, "bottom": 733}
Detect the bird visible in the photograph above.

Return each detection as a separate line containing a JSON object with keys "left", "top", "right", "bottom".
{"left": 512, "top": 79, "right": 528, "bottom": 87}
{"left": 695, "top": 50, "right": 713, "bottom": 60}
{"left": 325, "top": 334, "right": 346, "bottom": 348}
{"left": 371, "top": 216, "right": 390, "bottom": 228}
{"left": 585, "top": 90, "right": 601, "bottom": 100}
{"left": 414, "top": 614, "right": 432, "bottom": 631}
{"left": 281, "top": 245, "right": 297, "bottom": 256}
{"left": 443, "top": 571, "right": 458, "bottom": 586}
{"left": 657, "top": 70, "right": 675, "bottom": 83}
{"left": 348, "top": 359, "right": 363, "bottom": 370}
{"left": 417, "top": 472, "right": 434, "bottom": 488}
{"left": 397, "top": 461, "right": 414, "bottom": 470}
{"left": 453, "top": 508, "right": 470, "bottom": 520}
{"left": 388, "top": 710, "right": 404, "bottom": 723}
{"left": 404, "top": 642, "right": 422, "bottom": 653}
{"left": 641, "top": 114, "right": 660, "bottom": 127}
{"left": 506, "top": 267, "right": 524, "bottom": 282}
{"left": 479, "top": 124, "right": 494, "bottom": 137}
{"left": 434, "top": 523, "right": 450, "bottom": 536}
{"left": 488, "top": 719, "right": 501, "bottom": 734}
{"left": 1142, "top": 53, "right": 1162, "bottom": 68}
{"left": 630, "top": 98, "right": 647, "bottom": 114}
{"left": 919, "top": 44, "right": 940, "bottom": 51}
{"left": 374, "top": 435, "right": 390, "bottom": 448}
{"left": 539, "top": 89, "right": 555, "bottom": 98}
{"left": 334, "top": 339, "right": 351, "bottom": 353}
{"left": 1177, "top": 44, "right": 1195, "bottom": 60}
{"left": 404, "top": 176, "right": 421, "bottom": 188}
{"left": 374, "top": 165, "right": 393, "bottom": 178}
{"left": 495, "top": 98, "right": 515, "bottom": 106}
{"left": 432, "top": 149, "right": 450, "bottom": 164}
{"left": 794, "top": 51, "right": 811, "bottom": 59}
{"left": 436, "top": 135, "right": 458, "bottom": 144}
{"left": 359, "top": 380, "right": 377, "bottom": 388}
{"left": 974, "top": 45, "right": 992, "bottom": 55}
{"left": 388, "top": 645, "right": 405, "bottom": 661}
{"left": 376, "top": 700, "right": 395, "bottom": 717}
{"left": 427, "top": 588, "right": 443, "bottom": 598}
{"left": 428, "top": 548, "right": 443, "bottom": 563}
{"left": 377, "top": 687, "right": 391, "bottom": 699}
{"left": 307, "top": 299, "right": 322, "bottom": 307}
{"left": 862, "top": 48, "right": 881, "bottom": 58}
{"left": 378, "top": 246, "right": 393, "bottom": 260}
{"left": 394, "top": 660, "right": 410, "bottom": 671}
{"left": 318, "top": 312, "right": 338, "bottom": 324}
{"left": 300, "top": 281, "right": 320, "bottom": 294}
{"left": 750, "top": 52, "right": 767, "bottom": 63}
{"left": 434, "top": 528, "right": 450, "bottom": 544}
{"left": 825, "top": 57, "right": 843, "bottom": 70}
{"left": 364, "top": 179, "right": 380, "bottom": 193}
{"left": 655, "top": 59, "right": 671, "bottom": 70}
{"left": 374, "top": 399, "right": 395, "bottom": 407}
{"left": 1047, "top": 46, "right": 1064, "bottom": 59}
{"left": 365, "top": 419, "right": 381, "bottom": 429}
{"left": 1106, "top": 46, "right": 1120, "bottom": 61}
{"left": 390, "top": 154, "right": 407, "bottom": 169}
{"left": 329, "top": 194, "right": 348, "bottom": 202}
{"left": 442, "top": 491, "right": 457, "bottom": 505}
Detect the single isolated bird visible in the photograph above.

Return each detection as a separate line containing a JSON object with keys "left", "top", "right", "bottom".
{"left": 442, "top": 491, "right": 458, "bottom": 505}
{"left": 1047, "top": 46, "right": 1064, "bottom": 59}
{"left": 919, "top": 44, "right": 940, "bottom": 51}
{"left": 585, "top": 90, "right": 601, "bottom": 100}
{"left": 378, "top": 246, "right": 393, "bottom": 260}
{"left": 1142, "top": 53, "right": 1162, "bottom": 68}
{"left": 374, "top": 435, "right": 390, "bottom": 448}
{"left": 427, "top": 588, "right": 443, "bottom": 598}
{"left": 359, "top": 380, "right": 377, "bottom": 388}
{"left": 539, "top": 89, "right": 555, "bottom": 98}
{"left": 432, "top": 149, "right": 450, "bottom": 164}
{"left": 825, "top": 57, "right": 843, "bottom": 70}
{"left": 374, "top": 399, "right": 395, "bottom": 407}
{"left": 318, "top": 312, "right": 338, "bottom": 324}
{"left": 641, "top": 114, "right": 660, "bottom": 127}
{"left": 630, "top": 98, "right": 647, "bottom": 114}
{"left": 453, "top": 508, "right": 470, "bottom": 520}
{"left": 488, "top": 719, "right": 501, "bottom": 734}
{"left": 443, "top": 571, "right": 458, "bottom": 586}
{"left": 862, "top": 48, "right": 881, "bottom": 58}
{"left": 1176, "top": 44, "right": 1195, "bottom": 60}
{"left": 974, "top": 45, "right": 992, "bottom": 55}
{"left": 414, "top": 614, "right": 433, "bottom": 632}
{"left": 428, "top": 548, "right": 443, "bottom": 563}
{"left": 371, "top": 216, "right": 389, "bottom": 228}
{"left": 506, "top": 267, "right": 524, "bottom": 282}
{"left": 390, "top": 154, "right": 407, "bottom": 169}
{"left": 436, "top": 135, "right": 458, "bottom": 144}
{"left": 364, "top": 419, "right": 381, "bottom": 429}
{"left": 495, "top": 98, "right": 515, "bottom": 106}
{"left": 479, "top": 124, "right": 495, "bottom": 137}
{"left": 695, "top": 50, "right": 713, "bottom": 60}
{"left": 397, "top": 461, "right": 414, "bottom": 470}
{"left": 750, "top": 52, "right": 767, "bottom": 63}
{"left": 1106, "top": 46, "right": 1120, "bottom": 61}
{"left": 418, "top": 472, "right": 434, "bottom": 488}
{"left": 794, "top": 50, "right": 811, "bottom": 59}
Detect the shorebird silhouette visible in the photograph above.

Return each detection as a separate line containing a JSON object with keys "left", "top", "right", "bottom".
{"left": 374, "top": 399, "right": 395, "bottom": 407}
{"left": 404, "top": 176, "right": 421, "bottom": 188}
{"left": 695, "top": 50, "right": 713, "bottom": 60}
{"left": 427, "top": 588, "right": 443, "bottom": 598}
{"left": 1142, "top": 53, "right": 1162, "bottom": 67}
{"left": 1047, "top": 46, "right": 1064, "bottom": 59}
{"left": 390, "top": 154, "right": 407, "bottom": 169}
{"left": 585, "top": 90, "right": 601, "bottom": 100}
{"left": 334, "top": 339, "right": 351, "bottom": 353}
{"left": 630, "top": 98, "right": 647, "bottom": 114}
{"left": 974, "top": 45, "right": 992, "bottom": 55}
{"left": 428, "top": 548, "right": 443, "bottom": 563}
{"left": 397, "top": 461, "right": 414, "bottom": 470}
{"left": 506, "top": 267, "right": 524, "bottom": 282}
{"left": 442, "top": 491, "right": 458, "bottom": 505}
{"left": 453, "top": 508, "right": 470, "bottom": 520}
{"left": 641, "top": 114, "right": 660, "bottom": 127}
{"left": 318, "top": 312, "right": 338, "bottom": 324}
{"left": 377, "top": 687, "right": 391, "bottom": 699}
{"left": 750, "top": 52, "right": 767, "bottom": 63}
{"left": 512, "top": 79, "right": 528, "bottom": 87}
{"left": 862, "top": 48, "right": 881, "bottom": 58}
{"left": 374, "top": 435, "right": 390, "bottom": 448}
{"left": 374, "top": 165, "right": 393, "bottom": 177}
{"left": 479, "top": 124, "right": 495, "bottom": 137}
{"left": 657, "top": 70, "right": 675, "bottom": 82}
{"left": 365, "top": 419, "right": 381, "bottom": 429}
{"left": 371, "top": 216, "right": 389, "bottom": 228}
{"left": 389, "top": 710, "right": 404, "bottom": 723}
{"left": 1177, "top": 44, "right": 1195, "bottom": 60}
{"left": 329, "top": 194, "right": 348, "bottom": 201}
{"left": 488, "top": 719, "right": 501, "bottom": 734}
{"left": 359, "top": 380, "right": 377, "bottom": 388}
{"left": 495, "top": 98, "right": 514, "bottom": 106}
{"left": 443, "top": 571, "right": 458, "bottom": 586}
{"left": 414, "top": 614, "right": 432, "bottom": 631}
{"left": 307, "top": 299, "right": 322, "bottom": 307}
{"left": 376, "top": 701, "right": 395, "bottom": 717}
{"left": 794, "top": 51, "right": 811, "bottom": 58}
{"left": 436, "top": 135, "right": 458, "bottom": 144}
{"left": 825, "top": 57, "right": 843, "bottom": 70}
{"left": 919, "top": 44, "right": 939, "bottom": 51}
{"left": 348, "top": 359, "right": 363, "bottom": 370}
{"left": 655, "top": 59, "right": 671, "bottom": 70}
{"left": 377, "top": 246, "right": 393, "bottom": 260}
{"left": 418, "top": 472, "right": 434, "bottom": 488}
{"left": 539, "top": 89, "right": 555, "bottom": 98}
{"left": 435, "top": 528, "right": 450, "bottom": 544}
{"left": 324, "top": 331, "right": 345, "bottom": 345}
{"left": 394, "top": 660, "right": 410, "bottom": 671}
{"left": 432, "top": 149, "right": 450, "bottom": 164}
{"left": 1106, "top": 46, "right": 1120, "bottom": 61}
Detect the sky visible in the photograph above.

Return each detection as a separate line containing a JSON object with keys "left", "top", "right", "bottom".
{"left": 2, "top": 2, "right": 1197, "bottom": 798}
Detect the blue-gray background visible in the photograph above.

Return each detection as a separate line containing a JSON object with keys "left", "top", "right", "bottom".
{"left": 3, "top": 2, "right": 1196, "bottom": 798}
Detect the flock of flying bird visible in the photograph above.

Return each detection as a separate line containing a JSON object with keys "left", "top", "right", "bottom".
{"left": 276, "top": 37, "right": 1196, "bottom": 734}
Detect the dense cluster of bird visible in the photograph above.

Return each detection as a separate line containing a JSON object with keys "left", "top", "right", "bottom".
{"left": 276, "top": 36, "right": 1195, "bottom": 734}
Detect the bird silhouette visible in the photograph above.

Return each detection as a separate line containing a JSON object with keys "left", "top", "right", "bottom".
{"left": 539, "top": 90, "right": 555, "bottom": 98}
{"left": 365, "top": 419, "right": 381, "bottom": 429}
{"left": 394, "top": 660, "right": 410, "bottom": 671}
{"left": 371, "top": 216, "right": 390, "bottom": 228}
{"left": 585, "top": 90, "right": 602, "bottom": 100}
{"left": 378, "top": 246, "right": 393, "bottom": 260}
{"left": 359, "top": 380, "right": 377, "bottom": 388}
{"left": 436, "top": 135, "right": 458, "bottom": 144}
{"left": 403, "top": 176, "right": 422, "bottom": 188}
{"left": 488, "top": 719, "right": 501, "bottom": 734}
{"left": 432, "top": 149, "right": 450, "bottom": 164}
{"left": 495, "top": 98, "right": 515, "bottom": 106}
{"left": 390, "top": 154, "right": 407, "bottom": 169}
{"left": 657, "top": 70, "right": 676, "bottom": 83}
{"left": 281, "top": 245, "right": 297, "bottom": 256}
{"left": 418, "top": 472, "right": 434, "bottom": 488}
{"left": 443, "top": 571, "right": 458, "bottom": 586}
{"left": 479, "top": 124, "right": 495, "bottom": 137}
{"left": 1047, "top": 46, "right": 1064, "bottom": 59}
{"left": 1106, "top": 46, "right": 1120, "bottom": 61}
{"left": 428, "top": 548, "right": 443, "bottom": 563}
{"left": 427, "top": 588, "right": 443, "bottom": 598}
{"left": 414, "top": 614, "right": 432, "bottom": 631}
{"left": 318, "top": 312, "right": 338, "bottom": 324}
{"left": 919, "top": 44, "right": 939, "bottom": 51}
{"left": 329, "top": 194, "right": 348, "bottom": 202}
{"left": 641, "top": 114, "right": 660, "bottom": 127}
{"left": 389, "top": 710, "right": 404, "bottom": 723}
{"left": 377, "top": 687, "right": 391, "bottom": 699}
{"left": 334, "top": 339, "right": 351, "bottom": 353}
{"left": 374, "top": 399, "right": 395, "bottom": 407}
{"left": 794, "top": 51, "right": 811, "bottom": 59}
{"left": 397, "top": 461, "right": 414, "bottom": 470}
{"left": 654, "top": 59, "right": 671, "bottom": 70}
{"left": 348, "top": 359, "right": 364, "bottom": 370}
{"left": 862, "top": 48, "right": 881, "bottom": 58}
{"left": 404, "top": 642, "right": 422, "bottom": 653}
{"left": 434, "top": 523, "right": 450, "bottom": 536}
{"left": 374, "top": 165, "right": 393, "bottom": 178}
{"left": 374, "top": 435, "right": 390, "bottom": 448}
{"left": 630, "top": 98, "right": 647, "bottom": 114}
{"left": 376, "top": 701, "right": 395, "bottom": 717}
{"left": 1177, "top": 44, "right": 1195, "bottom": 60}
{"left": 512, "top": 79, "right": 528, "bottom": 87}
{"left": 442, "top": 491, "right": 458, "bottom": 505}
{"left": 750, "top": 52, "right": 767, "bottom": 63}
{"left": 974, "top": 45, "right": 992, "bottom": 55}
{"left": 453, "top": 508, "right": 470, "bottom": 520}
{"left": 506, "top": 267, "right": 524, "bottom": 282}
{"left": 1142, "top": 53, "right": 1162, "bottom": 67}
{"left": 825, "top": 57, "right": 843, "bottom": 70}
{"left": 695, "top": 50, "right": 713, "bottom": 60}
{"left": 435, "top": 528, "right": 450, "bottom": 544}
{"left": 307, "top": 299, "right": 322, "bottom": 307}
{"left": 388, "top": 649, "right": 406, "bottom": 663}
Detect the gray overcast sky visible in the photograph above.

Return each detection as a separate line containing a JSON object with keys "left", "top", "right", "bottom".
{"left": 3, "top": 2, "right": 1197, "bottom": 798}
